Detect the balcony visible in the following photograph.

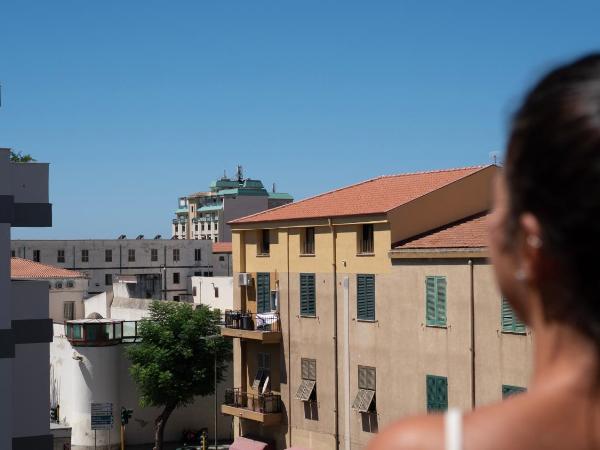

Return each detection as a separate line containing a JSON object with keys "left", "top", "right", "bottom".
{"left": 220, "top": 311, "right": 281, "bottom": 343}
{"left": 222, "top": 388, "right": 282, "bottom": 425}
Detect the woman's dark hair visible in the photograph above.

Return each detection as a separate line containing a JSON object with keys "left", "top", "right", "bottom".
{"left": 505, "top": 53, "right": 600, "bottom": 342}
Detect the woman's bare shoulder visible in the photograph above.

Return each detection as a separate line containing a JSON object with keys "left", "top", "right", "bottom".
{"left": 367, "top": 413, "right": 445, "bottom": 450}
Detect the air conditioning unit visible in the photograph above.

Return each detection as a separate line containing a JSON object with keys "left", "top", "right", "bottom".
{"left": 238, "top": 273, "right": 253, "bottom": 286}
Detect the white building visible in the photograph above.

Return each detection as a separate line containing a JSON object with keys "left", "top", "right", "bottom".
{"left": 1, "top": 148, "right": 53, "bottom": 450}
{"left": 50, "top": 288, "right": 234, "bottom": 449}
{"left": 191, "top": 276, "right": 234, "bottom": 311}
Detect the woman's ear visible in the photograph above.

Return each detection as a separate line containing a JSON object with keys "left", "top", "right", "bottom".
{"left": 519, "top": 213, "right": 544, "bottom": 283}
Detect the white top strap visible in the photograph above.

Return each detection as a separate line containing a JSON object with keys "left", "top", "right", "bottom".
{"left": 445, "top": 408, "right": 463, "bottom": 450}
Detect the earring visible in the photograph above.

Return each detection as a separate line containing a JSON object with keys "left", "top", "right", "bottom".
{"left": 515, "top": 269, "right": 526, "bottom": 281}
{"left": 527, "top": 235, "right": 543, "bottom": 249}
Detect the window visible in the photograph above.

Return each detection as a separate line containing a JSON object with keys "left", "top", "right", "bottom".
{"left": 128, "top": 249, "right": 135, "bottom": 262}
{"left": 357, "top": 274, "right": 375, "bottom": 321}
{"left": 151, "top": 248, "right": 158, "bottom": 262}
{"left": 208, "top": 222, "right": 211, "bottom": 230}
{"left": 57, "top": 250, "right": 65, "bottom": 263}
{"left": 256, "top": 272, "right": 271, "bottom": 313}
{"left": 11, "top": 250, "right": 15, "bottom": 257}
{"left": 105, "top": 274, "right": 113, "bottom": 286}
{"left": 81, "top": 249, "right": 89, "bottom": 263}
{"left": 252, "top": 353, "right": 271, "bottom": 393}
{"left": 33, "top": 250, "right": 40, "bottom": 262}
{"left": 302, "top": 227, "right": 315, "bottom": 255}
{"left": 63, "top": 301, "right": 75, "bottom": 321}
{"left": 502, "top": 384, "right": 526, "bottom": 399}
{"left": 201, "top": 223, "right": 205, "bottom": 231}
{"left": 259, "top": 229, "right": 270, "bottom": 255}
{"left": 219, "top": 255, "right": 225, "bottom": 261}
{"left": 173, "top": 272, "right": 180, "bottom": 284}
{"left": 352, "top": 366, "right": 376, "bottom": 412}
{"left": 426, "top": 375, "right": 448, "bottom": 412}
{"left": 300, "top": 273, "right": 316, "bottom": 317}
{"left": 173, "top": 295, "right": 180, "bottom": 302}
{"left": 359, "top": 224, "right": 374, "bottom": 254}
{"left": 501, "top": 297, "right": 526, "bottom": 334}
{"left": 105, "top": 249, "right": 112, "bottom": 262}
{"left": 173, "top": 248, "right": 180, "bottom": 262}
{"left": 426, "top": 276, "right": 447, "bottom": 327}
{"left": 214, "top": 287, "right": 219, "bottom": 298}
{"left": 194, "top": 249, "right": 201, "bottom": 262}
{"left": 295, "top": 358, "right": 317, "bottom": 401}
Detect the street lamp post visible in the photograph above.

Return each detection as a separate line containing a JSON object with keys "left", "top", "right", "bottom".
{"left": 201, "top": 334, "right": 220, "bottom": 450}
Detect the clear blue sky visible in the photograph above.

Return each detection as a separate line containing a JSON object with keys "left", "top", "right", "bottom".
{"left": 3, "top": 1, "right": 599, "bottom": 239}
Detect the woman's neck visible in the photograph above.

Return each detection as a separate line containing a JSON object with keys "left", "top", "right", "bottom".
{"left": 531, "top": 313, "right": 599, "bottom": 393}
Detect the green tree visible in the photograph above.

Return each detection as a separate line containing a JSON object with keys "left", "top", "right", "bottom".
{"left": 127, "top": 301, "right": 231, "bottom": 450}
{"left": 9, "top": 150, "right": 35, "bottom": 162}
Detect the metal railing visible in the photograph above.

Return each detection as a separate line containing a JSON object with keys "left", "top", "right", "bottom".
{"left": 223, "top": 310, "right": 281, "bottom": 333}
{"left": 224, "top": 388, "right": 282, "bottom": 414}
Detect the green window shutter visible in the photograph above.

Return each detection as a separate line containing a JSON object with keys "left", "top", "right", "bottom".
{"left": 426, "top": 277, "right": 436, "bottom": 325}
{"left": 436, "top": 277, "right": 447, "bottom": 325}
{"left": 502, "top": 384, "right": 526, "bottom": 399}
{"left": 257, "top": 273, "right": 271, "bottom": 313}
{"left": 426, "top": 375, "right": 448, "bottom": 412}
{"left": 501, "top": 297, "right": 526, "bottom": 333}
{"left": 426, "top": 276, "right": 446, "bottom": 326}
{"left": 357, "top": 274, "right": 375, "bottom": 321}
{"left": 300, "top": 274, "right": 316, "bottom": 316}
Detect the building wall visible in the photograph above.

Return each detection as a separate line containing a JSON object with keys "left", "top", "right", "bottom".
{"left": 1, "top": 148, "right": 53, "bottom": 449}
{"left": 191, "top": 276, "right": 234, "bottom": 311}
{"left": 228, "top": 220, "right": 533, "bottom": 450}
{"left": 49, "top": 278, "right": 88, "bottom": 322}
{"left": 221, "top": 196, "right": 269, "bottom": 243}
{"left": 11, "top": 239, "right": 218, "bottom": 300}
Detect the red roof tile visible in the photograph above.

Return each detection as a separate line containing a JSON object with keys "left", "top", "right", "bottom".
{"left": 212, "top": 242, "right": 232, "bottom": 253}
{"left": 230, "top": 166, "right": 489, "bottom": 224}
{"left": 10, "top": 258, "right": 87, "bottom": 279}
{"left": 394, "top": 213, "right": 489, "bottom": 249}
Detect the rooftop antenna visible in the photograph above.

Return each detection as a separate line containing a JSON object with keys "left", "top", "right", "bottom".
{"left": 489, "top": 151, "right": 500, "bottom": 165}
{"left": 236, "top": 165, "right": 244, "bottom": 182}
{"left": 222, "top": 169, "right": 227, "bottom": 180}
{"left": 272, "top": 183, "right": 276, "bottom": 193}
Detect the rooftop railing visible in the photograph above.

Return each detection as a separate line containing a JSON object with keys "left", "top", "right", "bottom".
{"left": 64, "top": 320, "right": 141, "bottom": 346}
{"left": 223, "top": 310, "right": 280, "bottom": 333}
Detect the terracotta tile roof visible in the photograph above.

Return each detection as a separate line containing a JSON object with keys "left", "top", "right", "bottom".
{"left": 230, "top": 166, "right": 489, "bottom": 224}
{"left": 10, "top": 258, "right": 86, "bottom": 279}
{"left": 212, "top": 242, "right": 232, "bottom": 253}
{"left": 394, "top": 213, "right": 489, "bottom": 249}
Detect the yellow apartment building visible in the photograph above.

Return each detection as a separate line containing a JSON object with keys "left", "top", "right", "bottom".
{"left": 221, "top": 165, "right": 533, "bottom": 450}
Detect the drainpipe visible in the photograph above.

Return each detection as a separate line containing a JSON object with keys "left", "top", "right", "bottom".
{"left": 286, "top": 231, "right": 292, "bottom": 446}
{"left": 469, "top": 259, "right": 476, "bottom": 409}
{"left": 329, "top": 219, "right": 340, "bottom": 450}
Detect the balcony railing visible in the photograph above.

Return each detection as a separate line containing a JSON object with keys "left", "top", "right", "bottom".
{"left": 224, "top": 388, "right": 282, "bottom": 415}
{"left": 223, "top": 310, "right": 280, "bottom": 333}
{"left": 221, "top": 311, "right": 281, "bottom": 343}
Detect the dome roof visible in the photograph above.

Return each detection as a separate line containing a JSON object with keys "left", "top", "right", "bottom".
{"left": 86, "top": 312, "right": 104, "bottom": 319}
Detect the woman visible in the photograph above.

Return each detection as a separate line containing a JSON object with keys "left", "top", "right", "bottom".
{"left": 370, "top": 53, "right": 600, "bottom": 449}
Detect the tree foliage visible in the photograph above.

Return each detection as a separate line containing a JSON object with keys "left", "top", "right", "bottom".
{"left": 126, "top": 301, "right": 231, "bottom": 449}
{"left": 9, "top": 150, "right": 35, "bottom": 162}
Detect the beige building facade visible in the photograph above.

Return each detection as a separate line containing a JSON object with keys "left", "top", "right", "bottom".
{"left": 221, "top": 165, "right": 533, "bottom": 450}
